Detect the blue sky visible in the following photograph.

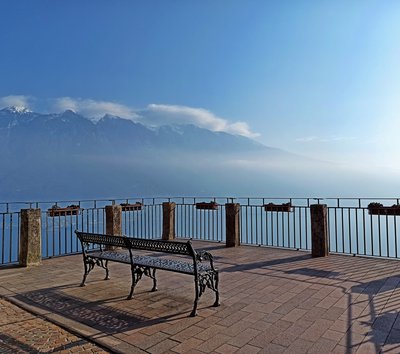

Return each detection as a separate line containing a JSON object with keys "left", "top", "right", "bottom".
{"left": 1, "top": 0, "right": 400, "bottom": 172}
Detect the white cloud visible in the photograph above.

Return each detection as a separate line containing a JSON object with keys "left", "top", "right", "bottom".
{"left": 53, "top": 97, "right": 139, "bottom": 121}
{"left": 296, "top": 135, "right": 356, "bottom": 143}
{"left": 140, "top": 104, "right": 259, "bottom": 138}
{"left": 2, "top": 95, "right": 259, "bottom": 138}
{"left": 0, "top": 95, "right": 32, "bottom": 109}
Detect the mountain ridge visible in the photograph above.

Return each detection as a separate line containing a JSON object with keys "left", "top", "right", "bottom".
{"left": 0, "top": 107, "right": 289, "bottom": 156}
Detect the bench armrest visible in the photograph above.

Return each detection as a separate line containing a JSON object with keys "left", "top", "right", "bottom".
{"left": 196, "top": 251, "right": 217, "bottom": 271}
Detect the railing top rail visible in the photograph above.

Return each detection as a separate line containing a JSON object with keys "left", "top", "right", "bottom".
{"left": 2, "top": 196, "right": 400, "bottom": 211}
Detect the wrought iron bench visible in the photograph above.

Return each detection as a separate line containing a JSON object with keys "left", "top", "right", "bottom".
{"left": 75, "top": 231, "right": 220, "bottom": 316}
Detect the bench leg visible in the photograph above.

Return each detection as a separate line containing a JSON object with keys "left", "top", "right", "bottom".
{"left": 80, "top": 257, "right": 95, "bottom": 287}
{"left": 197, "top": 271, "right": 220, "bottom": 309}
{"left": 128, "top": 265, "right": 144, "bottom": 300}
{"left": 149, "top": 268, "right": 157, "bottom": 292}
{"left": 103, "top": 260, "right": 110, "bottom": 280}
{"left": 190, "top": 276, "right": 200, "bottom": 317}
{"left": 213, "top": 271, "right": 220, "bottom": 307}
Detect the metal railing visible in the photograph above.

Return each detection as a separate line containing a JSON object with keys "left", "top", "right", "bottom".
{"left": 1, "top": 196, "right": 400, "bottom": 266}
{"left": 238, "top": 198, "right": 312, "bottom": 250}
{"left": 121, "top": 198, "right": 163, "bottom": 239}
{"left": 324, "top": 198, "right": 400, "bottom": 258}
{"left": 42, "top": 200, "right": 107, "bottom": 258}
{"left": 41, "top": 198, "right": 165, "bottom": 257}
{"left": 0, "top": 203, "right": 21, "bottom": 265}
{"left": 174, "top": 197, "right": 229, "bottom": 242}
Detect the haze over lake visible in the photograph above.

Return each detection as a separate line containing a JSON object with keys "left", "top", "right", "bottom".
{"left": 1, "top": 1, "right": 400, "bottom": 200}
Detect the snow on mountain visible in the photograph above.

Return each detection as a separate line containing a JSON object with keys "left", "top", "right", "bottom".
{"left": 3, "top": 105, "right": 32, "bottom": 114}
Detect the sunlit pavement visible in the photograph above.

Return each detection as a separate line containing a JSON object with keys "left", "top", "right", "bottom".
{"left": 1, "top": 241, "right": 400, "bottom": 353}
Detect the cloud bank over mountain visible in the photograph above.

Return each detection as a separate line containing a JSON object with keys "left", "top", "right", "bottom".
{"left": 0, "top": 95, "right": 259, "bottom": 138}
{"left": 52, "top": 97, "right": 139, "bottom": 121}
{"left": 0, "top": 95, "right": 33, "bottom": 109}
{"left": 139, "top": 104, "right": 259, "bottom": 138}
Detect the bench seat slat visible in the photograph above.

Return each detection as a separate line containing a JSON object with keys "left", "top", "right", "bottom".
{"left": 88, "top": 250, "right": 130, "bottom": 264}
{"left": 88, "top": 251, "right": 211, "bottom": 274}
{"left": 132, "top": 255, "right": 212, "bottom": 274}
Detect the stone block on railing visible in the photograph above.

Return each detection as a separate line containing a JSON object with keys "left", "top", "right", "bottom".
{"left": 20, "top": 208, "right": 41, "bottom": 267}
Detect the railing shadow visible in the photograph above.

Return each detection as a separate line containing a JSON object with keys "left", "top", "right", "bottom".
{"left": 349, "top": 277, "right": 400, "bottom": 353}
{"left": 219, "top": 252, "right": 400, "bottom": 353}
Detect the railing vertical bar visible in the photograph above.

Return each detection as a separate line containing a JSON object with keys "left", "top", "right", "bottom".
{"left": 63, "top": 214, "right": 67, "bottom": 254}
{"left": 271, "top": 211, "right": 275, "bottom": 246}
{"left": 378, "top": 213, "right": 382, "bottom": 257}
{"left": 274, "top": 211, "right": 277, "bottom": 246}
{"left": 363, "top": 208, "right": 366, "bottom": 256}
{"left": 250, "top": 205, "right": 253, "bottom": 245}
{"left": 9, "top": 214, "right": 13, "bottom": 263}
{"left": 2, "top": 214, "right": 5, "bottom": 264}
{"left": 299, "top": 207, "right": 302, "bottom": 249}
{"left": 386, "top": 215, "right": 389, "bottom": 257}
{"left": 17, "top": 212, "right": 21, "bottom": 262}
{"left": 334, "top": 208, "right": 338, "bottom": 252}
{"left": 260, "top": 200, "right": 264, "bottom": 245}
{"left": 348, "top": 208, "right": 352, "bottom": 254}
{"left": 245, "top": 202, "right": 249, "bottom": 244}
{"left": 355, "top": 208, "right": 359, "bottom": 255}
{"left": 341, "top": 207, "right": 344, "bottom": 253}
{"left": 306, "top": 199, "right": 310, "bottom": 250}
{"left": 255, "top": 204, "right": 259, "bottom": 245}
{"left": 370, "top": 214, "right": 374, "bottom": 256}
{"left": 287, "top": 211, "right": 290, "bottom": 247}
{"left": 395, "top": 215, "right": 398, "bottom": 258}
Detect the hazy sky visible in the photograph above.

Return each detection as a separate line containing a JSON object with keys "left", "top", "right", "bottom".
{"left": 1, "top": 0, "right": 400, "bottom": 171}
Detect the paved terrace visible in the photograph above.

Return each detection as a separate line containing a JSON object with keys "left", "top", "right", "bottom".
{"left": 1, "top": 242, "right": 400, "bottom": 353}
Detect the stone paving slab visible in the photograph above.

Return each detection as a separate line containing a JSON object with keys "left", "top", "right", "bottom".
{"left": 2, "top": 242, "right": 400, "bottom": 353}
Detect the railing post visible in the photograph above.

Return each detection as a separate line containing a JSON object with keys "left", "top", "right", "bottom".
{"left": 310, "top": 204, "right": 329, "bottom": 257}
{"left": 20, "top": 208, "right": 42, "bottom": 267}
{"left": 162, "top": 202, "right": 176, "bottom": 240}
{"left": 225, "top": 203, "right": 240, "bottom": 247}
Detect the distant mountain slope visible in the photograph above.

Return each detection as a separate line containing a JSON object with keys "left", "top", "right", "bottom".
{"left": 0, "top": 107, "right": 304, "bottom": 200}
{"left": 0, "top": 107, "right": 293, "bottom": 156}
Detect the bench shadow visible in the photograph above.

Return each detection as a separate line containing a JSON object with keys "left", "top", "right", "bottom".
{"left": 13, "top": 286, "right": 187, "bottom": 334}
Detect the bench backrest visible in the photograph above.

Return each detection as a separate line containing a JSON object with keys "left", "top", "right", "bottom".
{"left": 75, "top": 231, "right": 126, "bottom": 248}
{"left": 75, "top": 231, "right": 196, "bottom": 258}
{"left": 123, "top": 237, "right": 195, "bottom": 257}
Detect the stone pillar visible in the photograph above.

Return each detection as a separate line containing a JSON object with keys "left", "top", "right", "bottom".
{"left": 162, "top": 202, "right": 176, "bottom": 240}
{"left": 105, "top": 205, "right": 122, "bottom": 236}
{"left": 105, "top": 205, "right": 122, "bottom": 250}
{"left": 20, "top": 208, "right": 42, "bottom": 267}
{"left": 225, "top": 203, "right": 240, "bottom": 247}
{"left": 311, "top": 204, "right": 329, "bottom": 257}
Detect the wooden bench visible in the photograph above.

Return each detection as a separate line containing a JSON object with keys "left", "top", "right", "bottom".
{"left": 75, "top": 231, "right": 220, "bottom": 316}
